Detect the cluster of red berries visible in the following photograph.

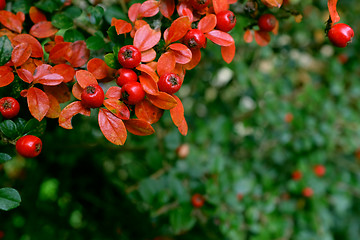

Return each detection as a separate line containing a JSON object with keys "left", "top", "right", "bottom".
{"left": 291, "top": 165, "right": 326, "bottom": 198}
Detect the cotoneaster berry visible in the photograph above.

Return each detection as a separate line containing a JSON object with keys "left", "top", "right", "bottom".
{"left": 0, "top": 0, "right": 5, "bottom": 10}
{"left": 116, "top": 68, "right": 138, "bottom": 87}
{"left": 183, "top": 29, "right": 206, "bottom": 49}
{"left": 292, "top": 170, "right": 302, "bottom": 181}
{"left": 16, "top": 135, "right": 42, "bottom": 158}
{"left": 81, "top": 84, "right": 104, "bottom": 108}
{"left": 121, "top": 82, "right": 145, "bottom": 105}
{"left": 118, "top": 45, "right": 141, "bottom": 68}
{"left": 216, "top": 10, "right": 237, "bottom": 32}
{"left": 328, "top": 23, "right": 354, "bottom": 48}
{"left": 0, "top": 97, "right": 20, "bottom": 119}
{"left": 191, "top": 193, "right": 205, "bottom": 208}
{"left": 191, "top": 0, "right": 210, "bottom": 11}
{"left": 158, "top": 73, "right": 182, "bottom": 94}
{"left": 313, "top": 165, "right": 326, "bottom": 177}
{"left": 258, "top": 13, "right": 277, "bottom": 32}
{"left": 302, "top": 187, "right": 313, "bottom": 198}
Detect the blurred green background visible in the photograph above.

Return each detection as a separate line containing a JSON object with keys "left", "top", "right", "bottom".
{"left": 1, "top": 0, "right": 360, "bottom": 239}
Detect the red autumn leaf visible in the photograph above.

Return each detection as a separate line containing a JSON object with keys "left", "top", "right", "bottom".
{"left": 0, "top": 11, "right": 23, "bottom": 33}
{"left": 198, "top": 14, "right": 217, "bottom": 33}
{"left": 135, "top": 99, "right": 164, "bottom": 124}
{"left": 147, "top": 92, "right": 177, "bottom": 110}
{"left": 52, "top": 64, "right": 75, "bottom": 83}
{"left": 228, "top": 0, "right": 237, "bottom": 3}
{"left": 205, "top": 30, "right": 234, "bottom": 46}
{"left": 221, "top": 43, "right": 235, "bottom": 64}
{"left": 29, "top": 6, "right": 47, "bottom": 24}
{"left": 328, "top": 0, "right": 340, "bottom": 24}
{"left": 114, "top": 19, "right": 132, "bottom": 35}
{"left": 65, "top": 41, "right": 90, "bottom": 67}
{"left": 243, "top": 29, "right": 253, "bottom": 43}
{"left": 139, "top": 0, "right": 160, "bottom": 18}
{"left": 72, "top": 82, "right": 83, "bottom": 100}
{"left": 11, "top": 43, "right": 32, "bottom": 67}
{"left": 254, "top": 30, "right": 271, "bottom": 46}
{"left": 136, "top": 64, "right": 159, "bottom": 82}
{"left": 30, "top": 21, "right": 58, "bottom": 38}
{"left": 55, "top": 35, "right": 64, "bottom": 43}
{"left": 87, "top": 58, "right": 110, "bottom": 80}
{"left": 17, "top": 69, "right": 34, "bottom": 83}
{"left": 128, "top": 3, "right": 141, "bottom": 22}
{"left": 157, "top": 52, "right": 176, "bottom": 76}
{"left": 168, "top": 43, "right": 192, "bottom": 64}
{"left": 59, "top": 101, "right": 91, "bottom": 129}
{"left": 13, "top": 34, "right": 44, "bottom": 58}
{"left": 44, "top": 83, "right": 71, "bottom": 103}
{"left": 272, "top": 19, "right": 279, "bottom": 35}
{"left": 45, "top": 93, "right": 61, "bottom": 119}
{"left": 0, "top": 66, "right": 14, "bottom": 87}
{"left": 49, "top": 42, "right": 71, "bottom": 64}
{"left": 177, "top": 3, "right": 194, "bottom": 22}
{"left": 105, "top": 86, "right": 122, "bottom": 99}
{"left": 141, "top": 48, "right": 157, "bottom": 62}
{"left": 75, "top": 70, "right": 98, "bottom": 88}
{"left": 184, "top": 48, "right": 201, "bottom": 70}
{"left": 134, "top": 24, "right": 161, "bottom": 52}
{"left": 16, "top": 12, "right": 25, "bottom": 23}
{"left": 212, "top": 0, "right": 229, "bottom": 14}
{"left": 103, "top": 98, "right": 130, "bottom": 120}
{"left": 159, "top": 0, "right": 175, "bottom": 19}
{"left": 98, "top": 108, "right": 127, "bottom": 145}
{"left": 261, "top": 0, "right": 283, "bottom": 8}
{"left": 27, "top": 87, "right": 50, "bottom": 121}
{"left": 166, "top": 16, "right": 191, "bottom": 44}
{"left": 178, "top": 118, "right": 188, "bottom": 136}
{"left": 35, "top": 73, "right": 64, "bottom": 86}
{"left": 124, "top": 119, "right": 155, "bottom": 136}
{"left": 170, "top": 95, "right": 185, "bottom": 127}
{"left": 139, "top": 74, "right": 159, "bottom": 95}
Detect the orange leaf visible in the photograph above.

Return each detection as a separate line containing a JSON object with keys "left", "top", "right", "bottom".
{"left": 157, "top": 52, "right": 176, "bottom": 76}
{"left": 177, "top": 3, "right": 194, "bottom": 22}
{"left": 0, "top": 28, "right": 17, "bottom": 42}
{"left": 139, "top": 74, "right": 159, "bottom": 95}
{"left": 17, "top": 69, "right": 34, "bottom": 83}
{"left": 205, "top": 30, "right": 234, "bottom": 46}
{"left": 49, "top": 42, "right": 71, "bottom": 64}
{"left": 328, "top": 0, "right": 340, "bottom": 24}
{"left": 254, "top": 30, "right": 271, "bottom": 46}
{"left": 98, "top": 108, "right": 127, "bottom": 145}
{"left": 178, "top": 118, "right": 188, "bottom": 136}
{"left": 52, "top": 64, "right": 75, "bottom": 83}
{"left": 16, "top": 12, "right": 25, "bottom": 23}
{"left": 44, "top": 83, "right": 71, "bottom": 103}
{"left": 87, "top": 58, "right": 109, "bottom": 80}
{"left": 65, "top": 41, "right": 90, "bottom": 68}
{"left": 159, "top": 0, "right": 175, "bottom": 19}
{"left": 128, "top": 3, "right": 141, "bottom": 22}
{"left": 221, "top": 43, "right": 235, "bottom": 63}
{"left": 134, "top": 24, "right": 161, "bottom": 52}
{"left": 124, "top": 119, "right": 155, "bottom": 136}
{"left": 184, "top": 48, "right": 201, "bottom": 70}
{"left": 29, "top": 6, "right": 47, "bottom": 24}
{"left": 198, "top": 14, "right": 217, "bottom": 33}
{"left": 45, "top": 93, "right": 61, "bottom": 118}
{"left": 114, "top": 19, "right": 132, "bottom": 35}
{"left": 139, "top": 0, "right": 160, "bottom": 18}
{"left": 0, "top": 66, "right": 14, "bottom": 87}
{"left": 243, "top": 29, "right": 253, "bottom": 43}
{"left": 103, "top": 98, "right": 130, "bottom": 120}
{"left": 261, "top": 0, "right": 283, "bottom": 8}
{"left": 135, "top": 99, "right": 163, "bottom": 124}
{"left": 136, "top": 64, "right": 159, "bottom": 82}
{"left": 147, "top": 92, "right": 177, "bottom": 109}
{"left": 30, "top": 21, "right": 58, "bottom": 38}
{"left": 27, "top": 87, "right": 50, "bottom": 121}
{"left": 105, "top": 86, "right": 122, "bottom": 99}
{"left": 168, "top": 43, "right": 192, "bottom": 64}
{"left": 13, "top": 34, "right": 44, "bottom": 58}
{"left": 35, "top": 73, "right": 63, "bottom": 86}
{"left": 212, "top": 0, "right": 229, "bottom": 14}
{"left": 75, "top": 70, "right": 98, "bottom": 88}
{"left": 59, "top": 101, "right": 91, "bottom": 129}
{"left": 166, "top": 16, "right": 191, "bottom": 44}
{"left": 272, "top": 19, "right": 279, "bottom": 35}
{"left": 72, "top": 82, "right": 83, "bottom": 100}
{"left": 11, "top": 43, "right": 32, "bottom": 67}
{"left": 170, "top": 95, "right": 185, "bottom": 127}
{"left": 141, "top": 48, "right": 157, "bottom": 62}
{"left": 0, "top": 11, "right": 23, "bottom": 33}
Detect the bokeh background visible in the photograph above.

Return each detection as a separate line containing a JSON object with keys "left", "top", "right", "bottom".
{"left": 1, "top": 0, "right": 360, "bottom": 239}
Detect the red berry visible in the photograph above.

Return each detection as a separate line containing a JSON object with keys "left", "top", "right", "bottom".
{"left": 121, "top": 82, "right": 145, "bottom": 105}
{"left": 0, "top": 97, "right": 20, "bottom": 119}
{"left": 284, "top": 113, "right": 293, "bottom": 123}
{"left": 118, "top": 45, "right": 141, "bottom": 68}
{"left": 216, "top": 10, "right": 236, "bottom": 32}
{"left": 191, "top": 193, "right": 205, "bottom": 208}
{"left": 258, "top": 14, "right": 277, "bottom": 32}
{"left": 158, "top": 73, "right": 182, "bottom": 94}
{"left": 190, "top": 0, "right": 210, "bottom": 10}
{"left": 183, "top": 29, "right": 206, "bottom": 49}
{"left": 0, "top": 0, "right": 5, "bottom": 10}
{"left": 16, "top": 135, "right": 42, "bottom": 158}
{"left": 292, "top": 170, "right": 302, "bottom": 181}
{"left": 313, "top": 165, "right": 326, "bottom": 177}
{"left": 302, "top": 187, "right": 313, "bottom": 198}
{"left": 116, "top": 68, "right": 138, "bottom": 87}
{"left": 328, "top": 23, "right": 354, "bottom": 48}
{"left": 81, "top": 84, "right": 104, "bottom": 108}
{"left": 176, "top": 143, "right": 190, "bottom": 159}
{"left": 0, "top": 230, "right": 4, "bottom": 239}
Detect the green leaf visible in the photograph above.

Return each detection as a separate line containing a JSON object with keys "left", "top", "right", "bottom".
{"left": 23, "top": 119, "right": 47, "bottom": 137}
{"left": 35, "top": 0, "right": 63, "bottom": 13}
{"left": 0, "top": 120, "right": 19, "bottom": 139}
{"left": 52, "top": 14, "right": 73, "bottom": 29}
{"left": 0, "top": 36, "right": 13, "bottom": 66}
{"left": 170, "top": 206, "right": 196, "bottom": 234}
{"left": 64, "top": 6, "right": 82, "bottom": 18}
{"left": 87, "top": 6, "right": 105, "bottom": 25}
{"left": 104, "top": 53, "right": 121, "bottom": 69}
{"left": 104, "top": 5, "right": 127, "bottom": 24}
{"left": 64, "top": 29, "right": 85, "bottom": 42}
{"left": 0, "top": 153, "right": 12, "bottom": 164}
{"left": 86, "top": 36, "right": 105, "bottom": 51}
{"left": 138, "top": 178, "right": 160, "bottom": 203}
{"left": 12, "top": 0, "right": 32, "bottom": 14}
{"left": 0, "top": 188, "right": 21, "bottom": 211}
{"left": 14, "top": 118, "right": 26, "bottom": 135}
